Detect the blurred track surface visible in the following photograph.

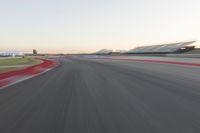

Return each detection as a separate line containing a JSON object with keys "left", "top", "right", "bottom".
{"left": 0, "top": 57, "right": 200, "bottom": 133}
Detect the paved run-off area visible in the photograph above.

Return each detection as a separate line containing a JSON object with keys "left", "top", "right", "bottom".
{"left": 0, "top": 57, "right": 200, "bottom": 133}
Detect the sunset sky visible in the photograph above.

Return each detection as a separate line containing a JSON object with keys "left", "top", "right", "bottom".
{"left": 1, "top": 0, "right": 200, "bottom": 53}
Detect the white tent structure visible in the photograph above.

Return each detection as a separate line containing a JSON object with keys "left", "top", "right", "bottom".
{"left": 0, "top": 51, "right": 24, "bottom": 57}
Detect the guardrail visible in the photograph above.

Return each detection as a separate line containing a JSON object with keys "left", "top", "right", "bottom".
{"left": 166, "top": 54, "right": 200, "bottom": 58}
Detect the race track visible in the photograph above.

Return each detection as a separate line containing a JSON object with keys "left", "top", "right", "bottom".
{"left": 0, "top": 57, "right": 200, "bottom": 133}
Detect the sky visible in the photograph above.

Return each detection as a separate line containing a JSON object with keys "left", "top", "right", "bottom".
{"left": 0, "top": 0, "right": 200, "bottom": 53}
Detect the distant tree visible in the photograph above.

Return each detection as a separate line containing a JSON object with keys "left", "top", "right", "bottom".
{"left": 33, "top": 49, "right": 37, "bottom": 55}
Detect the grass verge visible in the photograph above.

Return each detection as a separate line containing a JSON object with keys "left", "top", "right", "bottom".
{"left": 0, "top": 57, "right": 41, "bottom": 73}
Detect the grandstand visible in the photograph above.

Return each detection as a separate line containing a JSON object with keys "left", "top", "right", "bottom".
{"left": 95, "top": 49, "right": 113, "bottom": 55}
{"left": 126, "top": 41, "right": 196, "bottom": 54}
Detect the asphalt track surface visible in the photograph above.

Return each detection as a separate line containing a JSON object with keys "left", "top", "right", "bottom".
{"left": 0, "top": 57, "right": 200, "bottom": 133}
